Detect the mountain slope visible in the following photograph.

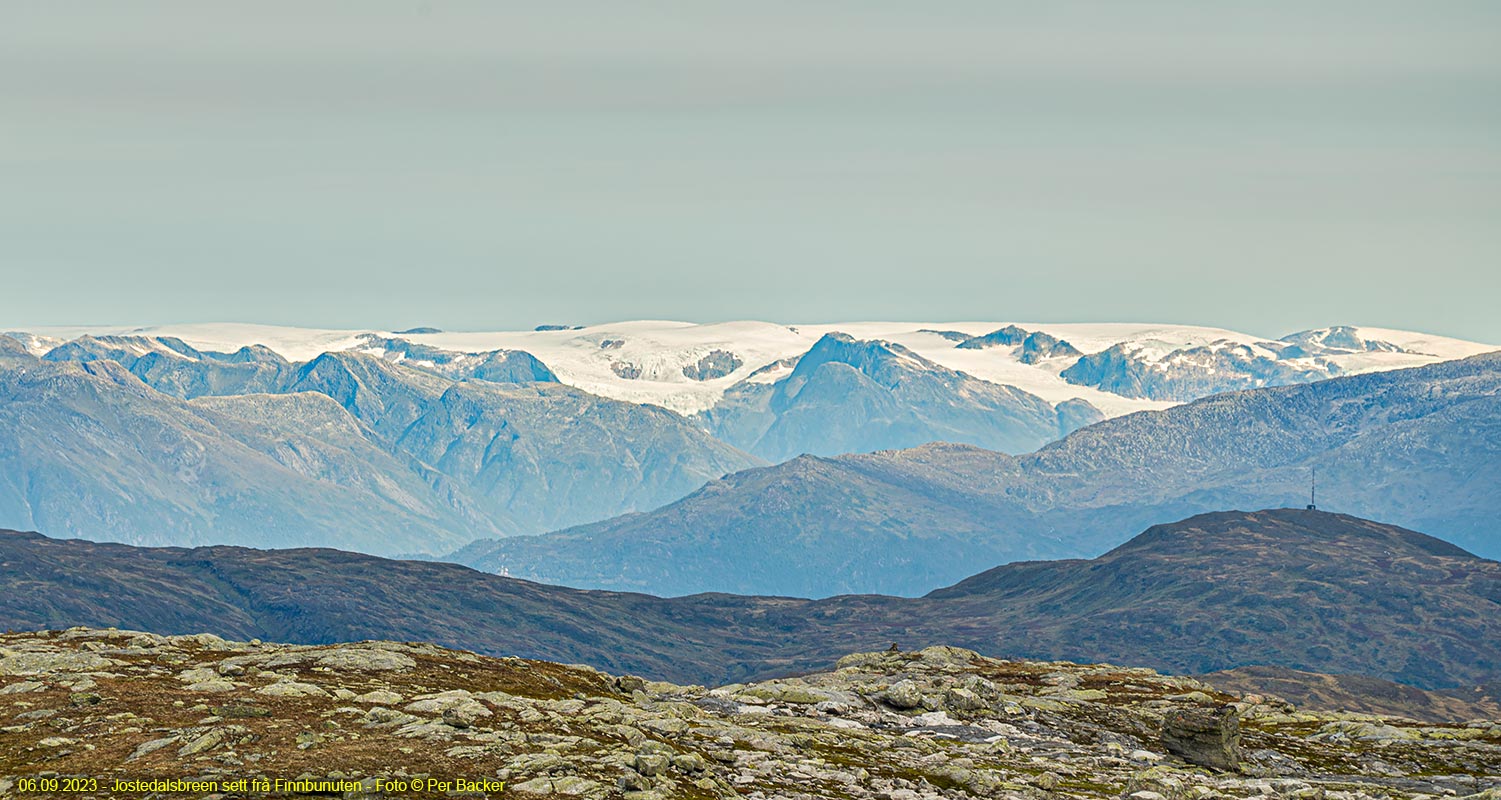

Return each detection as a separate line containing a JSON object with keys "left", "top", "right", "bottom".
{"left": 1197, "top": 665, "right": 1501, "bottom": 724}
{"left": 1023, "top": 351, "right": 1501, "bottom": 556}
{"left": 0, "top": 348, "right": 761, "bottom": 550}
{"left": 1056, "top": 325, "right": 1485, "bottom": 402}
{"left": 278, "top": 351, "right": 760, "bottom": 534}
{"left": 699, "top": 333, "right": 1100, "bottom": 461}
{"left": 7, "top": 323, "right": 1493, "bottom": 563}
{"left": 458, "top": 352, "right": 1501, "bottom": 596}
{"left": 3, "top": 510, "right": 1498, "bottom": 689}
{"left": 450, "top": 443, "right": 1040, "bottom": 597}
{"left": 0, "top": 360, "right": 472, "bottom": 554}
{"left": 926, "top": 510, "right": 1501, "bottom": 690}
{"left": 389, "top": 379, "right": 762, "bottom": 534}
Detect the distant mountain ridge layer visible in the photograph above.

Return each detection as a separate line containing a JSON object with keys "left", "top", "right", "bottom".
{"left": 0, "top": 340, "right": 759, "bottom": 554}
{"left": 31, "top": 329, "right": 1102, "bottom": 462}
{"left": 1, "top": 321, "right": 1494, "bottom": 564}
{"left": 0, "top": 325, "right": 1101, "bottom": 551}
{"left": 2, "top": 510, "right": 1498, "bottom": 691}
{"left": 9, "top": 320, "right": 1491, "bottom": 416}
{"left": 454, "top": 352, "right": 1501, "bottom": 596}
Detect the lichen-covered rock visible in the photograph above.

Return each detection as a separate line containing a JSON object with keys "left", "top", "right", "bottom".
{"left": 682, "top": 350, "right": 743, "bottom": 381}
{"left": 442, "top": 700, "right": 492, "bottom": 729}
{"left": 314, "top": 648, "right": 416, "bottom": 672}
{"left": 738, "top": 682, "right": 844, "bottom": 705}
{"left": 1313, "top": 720, "right": 1420, "bottom": 742}
{"left": 633, "top": 752, "right": 670, "bottom": 776}
{"left": 512, "top": 776, "right": 606, "bottom": 797}
{"left": 1161, "top": 705, "right": 1242, "bottom": 771}
{"left": 878, "top": 679, "right": 925, "bottom": 710}
{"left": 915, "top": 645, "right": 982, "bottom": 670}
{"left": 405, "top": 689, "right": 478, "bottom": 714}
{"left": 126, "top": 736, "right": 179, "bottom": 761}
{"left": 255, "top": 680, "right": 328, "bottom": 698}
{"left": 176, "top": 667, "right": 219, "bottom": 683}
{"left": 353, "top": 689, "right": 404, "bottom": 705}
{"left": 0, "top": 649, "right": 116, "bottom": 675}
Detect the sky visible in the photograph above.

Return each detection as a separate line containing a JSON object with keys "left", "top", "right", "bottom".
{"left": 3, "top": 2, "right": 1499, "bottom": 342}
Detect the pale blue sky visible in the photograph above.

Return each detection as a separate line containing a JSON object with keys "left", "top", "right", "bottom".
{"left": 3, "top": 2, "right": 1499, "bottom": 341}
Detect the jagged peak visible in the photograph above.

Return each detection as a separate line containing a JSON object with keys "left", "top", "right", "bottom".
{"left": 790, "top": 332, "right": 946, "bottom": 383}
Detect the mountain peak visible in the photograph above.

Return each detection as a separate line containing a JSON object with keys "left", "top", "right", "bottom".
{"left": 1278, "top": 325, "right": 1411, "bottom": 356}
{"left": 1111, "top": 508, "right": 1478, "bottom": 559}
{"left": 789, "top": 332, "right": 932, "bottom": 386}
{"left": 0, "top": 335, "right": 37, "bottom": 366}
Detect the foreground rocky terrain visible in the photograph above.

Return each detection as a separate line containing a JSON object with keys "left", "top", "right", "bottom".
{"left": 1, "top": 629, "right": 1497, "bottom": 799}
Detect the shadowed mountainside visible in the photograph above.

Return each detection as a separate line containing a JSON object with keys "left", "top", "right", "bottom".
{"left": 4, "top": 510, "right": 1498, "bottom": 690}
{"left": 1198, "top": 665, "right": 1501, "bottom": 724}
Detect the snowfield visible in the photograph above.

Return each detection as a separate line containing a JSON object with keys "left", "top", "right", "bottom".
{"left": 20, "top": 320, "right": 1496, "bottom": 417}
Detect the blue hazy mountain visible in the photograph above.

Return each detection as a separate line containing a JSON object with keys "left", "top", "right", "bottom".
{"left": 698, "top": 333, "right": 1102, "bottom": 462}
{"left": 9, "top": 326, "right": 1495, "bottom": 576}
{"left": 0, "top": 354, "right": 475, "bottom": 553}
{"left": 293, "top": 353, "right": 761, "bottom": 534}
{"left": 4, "top": 341, "right": 759, "bottom": 552}
{"left": 453, "top": 352, "right": 1501, "bottom": 597}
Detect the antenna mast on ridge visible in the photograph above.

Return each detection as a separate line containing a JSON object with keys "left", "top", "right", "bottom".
{"left": 1307, "top": 467, "right": 1317, "bottom": 511}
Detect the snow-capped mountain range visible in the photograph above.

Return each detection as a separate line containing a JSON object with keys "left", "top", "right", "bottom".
{"left": 0, "top": 319, "right": 1495, "bottom": 573}
{"left": 12, "top": 320, "right": 1492, "bottom": 417}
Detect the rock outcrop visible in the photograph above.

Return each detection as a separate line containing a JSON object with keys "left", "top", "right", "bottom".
{"left": 681, "top": 350, "right": 743, "bottom": 381}
{"left": 1160, "top": 705, "right": 1243, "bottom": 771}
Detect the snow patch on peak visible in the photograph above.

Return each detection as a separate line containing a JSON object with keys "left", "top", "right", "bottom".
{"left": 1, "top": 332, "right": 64, "bottom": 356}
{"left": 20, "top": 320, "right": 1494, "bottom": 418}
{"left": 1279, "top": 326, "right": 1408, "bottom": 356}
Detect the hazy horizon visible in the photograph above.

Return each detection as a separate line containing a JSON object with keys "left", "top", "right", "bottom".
{"left": 12, "top": 316, "right": 1498, "bottom": 349}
